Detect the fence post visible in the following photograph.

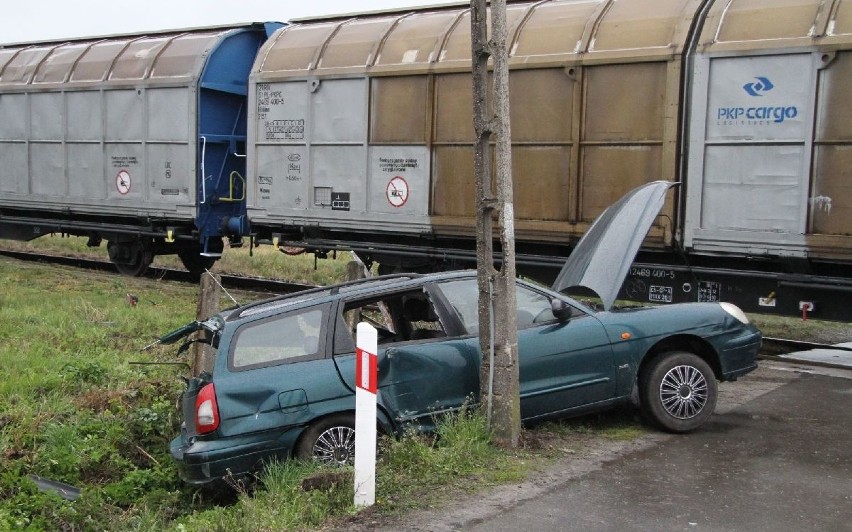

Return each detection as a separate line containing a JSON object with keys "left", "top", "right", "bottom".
{"left": 192, "top": 273, "right": 221, "bottom": 376}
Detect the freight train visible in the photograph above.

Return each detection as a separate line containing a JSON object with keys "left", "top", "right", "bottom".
{"left": 1, "top": 0, "right": 851, "bottom": 319}
{"left": 0, "top": 22, "right": 282, "bottom": 274}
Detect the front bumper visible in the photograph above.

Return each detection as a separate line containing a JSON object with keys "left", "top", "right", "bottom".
{"left": 170, "top": 427, "right": 302, "bottom": 485}
{"left": 719, "top": 326, "right": 762, "bottom": 380}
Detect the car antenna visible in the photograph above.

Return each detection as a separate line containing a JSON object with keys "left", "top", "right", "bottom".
{"left": 205, "top": 269, "right": 239, "bottom": 306}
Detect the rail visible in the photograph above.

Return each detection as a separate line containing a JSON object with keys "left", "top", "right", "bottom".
{"left": 0, "top": 249, "right": 312, "bottom": 294}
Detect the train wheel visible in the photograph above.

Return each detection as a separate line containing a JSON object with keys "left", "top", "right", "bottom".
{"left": 108, "top": 241, "right": 153, "bottom": 277}
{"left": 178, "top": 248, "right": 217, "bottom": 279}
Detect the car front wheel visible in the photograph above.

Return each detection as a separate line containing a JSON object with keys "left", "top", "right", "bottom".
{"left": 295, "top": 414, "right": 356, "bottom": 465}
{"left": 639, "top": 351, "right": 718, "bottom": 433}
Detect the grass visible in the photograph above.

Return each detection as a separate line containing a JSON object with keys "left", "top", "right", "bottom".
{"left": 0, "top": 235, "right": 353, "bottom": 286}
{"left": 749, "top": 313, "right": 852, "bottom": 345}
{"left": 2, "top": 238, "right": 848, "bottom": 530}
{"left": 0, "top": 257, "right": 543, "bottom": 531}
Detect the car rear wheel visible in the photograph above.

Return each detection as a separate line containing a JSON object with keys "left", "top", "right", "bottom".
{"left": 639, "top": 351, "right": 717, "bottom": 433}
{"left": 295, "top": 414, "right": 356, "bottom": 465}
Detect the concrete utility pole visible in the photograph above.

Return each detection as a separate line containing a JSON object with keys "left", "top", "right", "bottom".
{"left": 470, "top": 0, "right": 520, "bottom": 448}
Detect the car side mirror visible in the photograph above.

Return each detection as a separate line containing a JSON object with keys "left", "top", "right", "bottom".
{"left": 551, "top": 299, "right": 572, "bottom": 322}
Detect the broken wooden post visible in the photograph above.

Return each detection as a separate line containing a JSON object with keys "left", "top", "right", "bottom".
{"left": 192, "top": 272, "right": 221, "bottom": 376}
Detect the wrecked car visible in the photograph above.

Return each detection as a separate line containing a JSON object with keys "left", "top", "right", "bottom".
{"left": 167, "top": 182, "right": 760, "bottom": 485}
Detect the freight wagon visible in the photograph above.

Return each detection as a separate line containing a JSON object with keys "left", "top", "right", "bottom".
{"left": 245, "top": 0, "right": 852, "bottom": 319}
{"left": 0, "top": 23, "right": 281, "bottom": 275}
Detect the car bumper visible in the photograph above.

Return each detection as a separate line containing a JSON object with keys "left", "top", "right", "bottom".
{"left": 719, "top": 327, "right": 762, "bottom": 380}
{"left": 170, "top": 428, "right": 302, "bottom": 486}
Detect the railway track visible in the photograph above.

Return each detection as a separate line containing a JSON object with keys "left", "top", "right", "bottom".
{"left": 0, "top": 248, "right": 312, "bottom": 295}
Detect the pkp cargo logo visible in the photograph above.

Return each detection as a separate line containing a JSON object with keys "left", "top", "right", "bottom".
{"left": 716, "top": 75, "right": 798, "bottom": 125}
{"left": 743, "top": 76, "right": 774, "bottom": 96}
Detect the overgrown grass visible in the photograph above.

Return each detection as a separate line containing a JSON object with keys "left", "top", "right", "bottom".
{"left": 0, "top": 259, "right": 200, "bottom": 530}
{"left": 0, "top": 258, "right": 538, "bottom": 530}
{"left": 376, "top": 407, "right": 528, "bottom": 512}
{"left": 172, "top": 409, "right": 526, "bottom": 531}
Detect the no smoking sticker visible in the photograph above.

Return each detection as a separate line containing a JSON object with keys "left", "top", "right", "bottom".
{"left": 116, "top": 170, "right": 131, "bottom": 195}
{"left": 386, "top": 176, "right": 408, "bottom": 207}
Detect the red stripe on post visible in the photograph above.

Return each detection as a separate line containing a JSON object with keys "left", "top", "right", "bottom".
{"left": 355, "top": 347, "right": 378, "bottom": 394}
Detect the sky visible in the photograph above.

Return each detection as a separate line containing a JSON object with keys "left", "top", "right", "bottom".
{"left": 0, "top": 0, "right": 446, "bottom": 45}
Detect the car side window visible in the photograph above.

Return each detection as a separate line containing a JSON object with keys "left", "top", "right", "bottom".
{"left": 435, "top": 279, "right": 480, "bottom": 334}
{"left": 230, "top": 307, "right": 324, "bottom": 370}
{"left": 438, "top": 278, "right": 582, "bottom": 334}
{"left": 333, "top": 290, "right": 447, "bottom": 354}
{"left": 515, "top": 285, "right": 557, "bottom": 327}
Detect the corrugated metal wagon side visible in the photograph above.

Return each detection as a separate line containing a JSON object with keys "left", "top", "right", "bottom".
{"left": 0, "top": 23, "right": 280, "bottom": 275}
{"left": 246, "top": 0, "right": 699, "bottom": 272}
{"left": 684, "top": 0, "right": 852, "bottom": 264}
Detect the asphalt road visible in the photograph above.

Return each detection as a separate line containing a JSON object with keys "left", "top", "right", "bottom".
{"left": 380, "top": 363, "right": 852, "bottom": 531}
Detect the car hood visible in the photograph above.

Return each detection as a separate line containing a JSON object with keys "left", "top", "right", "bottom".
{"left": 551, "top": 180, "right": 675, "bottom": 311}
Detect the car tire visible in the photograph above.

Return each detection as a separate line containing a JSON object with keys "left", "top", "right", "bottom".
{"left": 295, "top": 414, "right": 356, "bottom": 465}
{"left": 639, "top": 351, "right": 718, "bottom": 433}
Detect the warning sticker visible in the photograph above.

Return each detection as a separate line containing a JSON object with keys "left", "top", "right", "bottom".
{"left": 386, "top": 176, "right": 409, "bottom": 207}
{"left": 116, "top": 170, "right": 131, "bottom": 195}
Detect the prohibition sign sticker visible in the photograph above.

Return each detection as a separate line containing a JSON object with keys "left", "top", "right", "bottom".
{"left": 116, "top": 170, "right": 131, "bottom": 195}
{"left": 386, "top": 176, "right": 408, "bottom": 207}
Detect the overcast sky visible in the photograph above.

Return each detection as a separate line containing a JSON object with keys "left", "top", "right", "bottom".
{"left": 1, "top": 0, "right": 446, "bottom": 45}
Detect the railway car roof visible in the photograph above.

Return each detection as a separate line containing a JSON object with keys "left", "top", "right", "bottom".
{"left": 0, "top": 23, "right": 270, "bottom": 87}
{"left": 254, "top": 0, "right": 702, "bottom": 77}
{"left": 699, "top": 0, "right": 852, "bottom": 51}
{"left": 254, "top": 0, "right": 852, "bottom": 79}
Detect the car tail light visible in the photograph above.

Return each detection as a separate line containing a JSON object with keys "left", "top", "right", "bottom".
{"left": 195, "top": 383, "right": 220, "bottom": 434}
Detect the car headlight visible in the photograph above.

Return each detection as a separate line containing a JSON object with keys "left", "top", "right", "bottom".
{"left": 719, "top": 302, "right": 749, "bottom": 325}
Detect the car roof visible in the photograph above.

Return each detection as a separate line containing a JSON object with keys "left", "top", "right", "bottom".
{"left": 226, "top": 270, "right": 476, "bottom": 321}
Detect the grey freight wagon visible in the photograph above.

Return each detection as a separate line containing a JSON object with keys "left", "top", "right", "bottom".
{"left": 0, "top": 22, "right": 280, "bottom": 275}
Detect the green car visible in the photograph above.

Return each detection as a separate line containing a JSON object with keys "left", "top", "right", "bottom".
{"left": 168, "top": 182, "right": 760, "bottom": 485}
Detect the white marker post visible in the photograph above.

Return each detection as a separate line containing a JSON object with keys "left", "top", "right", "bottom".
{"left": 354, "top": 322, "right": 378, "bottom": 507}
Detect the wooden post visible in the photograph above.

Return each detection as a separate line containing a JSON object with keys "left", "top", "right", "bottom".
{"left": 347, "top": 260, "right": 365, "bottom": 282}
{"left": 471, "top": 0, "right": 520, "bottom": 448}
{"left": 192, "top": 273, "right": 221, "bottom": 376}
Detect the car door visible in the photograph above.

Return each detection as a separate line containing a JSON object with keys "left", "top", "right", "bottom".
{"left": 515, "top": 285, "right": 616, "bottom": 420}
{"left": 213, "top": 302, "right": 353, "bottom": 438}
{"left": 330, "top": 288, "right": 480, "bottom": 432}
{"left": 435, "top": 278, "right": 616, "bottom": 422}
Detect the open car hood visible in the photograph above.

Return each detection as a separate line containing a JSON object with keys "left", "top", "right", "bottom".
{"left": 551, "top": 181, "right": 675, "bottom": 311}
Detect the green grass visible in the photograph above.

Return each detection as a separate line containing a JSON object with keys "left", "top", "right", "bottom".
{"left": 0, "top": 235, "right": 353, "bottom": 286}
{"left": 0, "top": 258, "right": 541, "bottom": 530}
{"left": 0, "top": 259, "right": 198, "bottom": 530}
{"left": 9, "top": 240, "right": 842, "bottom": 530}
